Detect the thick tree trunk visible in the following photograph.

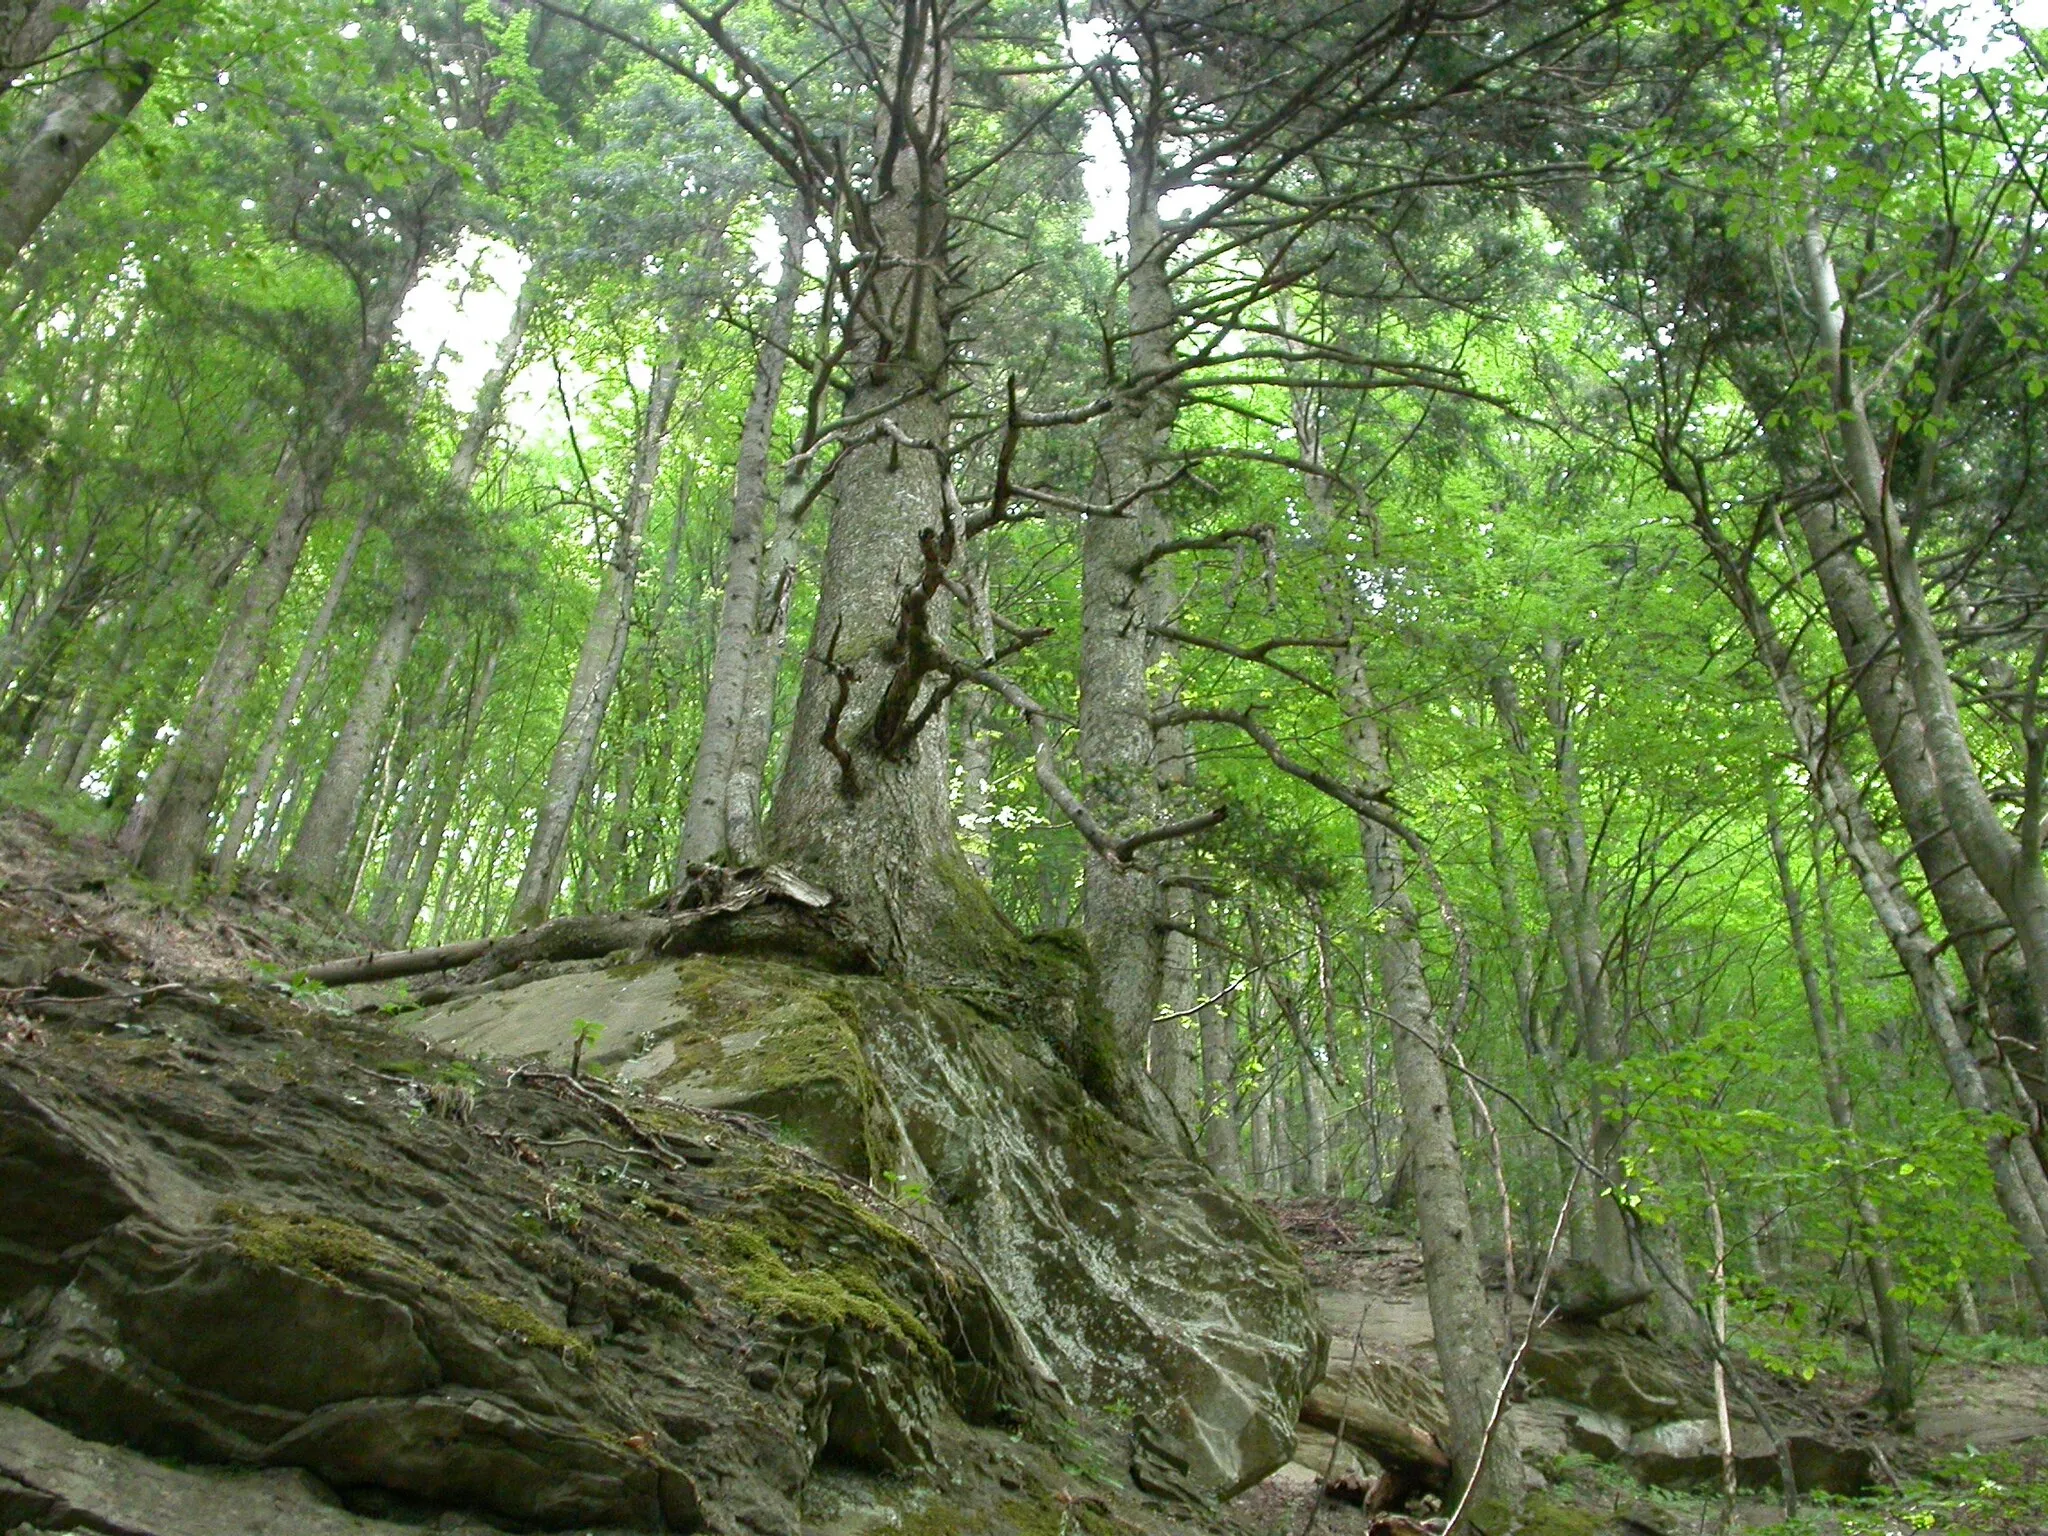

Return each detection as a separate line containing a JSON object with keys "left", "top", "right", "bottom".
{"left": 0, "top": 51, "right": 152, "bottom": 274}
{"left": 123, "top": 247, "right": 424, "bottom": 889}
{"left": 289, "top": 557, "right": 434, "bottom": 897}
{"left": 509, "top": 355, "right": 679, "bottom": 929}
{"left": 680, "top": 201, "right": 806, "bottom": 866}
{"left": 0, "top": 2, "right": 72, "bottom": 93}
{"left": 762, "top": 18, "right": 1011, "bottom": 974}
{"left": 1341, "top": 640, "right": 1522, "bottom": 1516}
{"left": 1082, "top": 125, "right": 1178, "bottom": 1057}
{"left": 212, "top": 508, "right": 372, "bottom": 882}
{"left": 1765, "top": 793, "right": 1914, "bottom": 1424}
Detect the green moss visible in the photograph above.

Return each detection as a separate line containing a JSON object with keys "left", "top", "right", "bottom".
{"left": 1500, "top": 1493, "right": 1603, "bottom": 1536}
{"left": 669, "top": 1170, "right": 948, "bottom": 1360}
{"left": 744, "top": 994, "right": 867, "bottom": 1094}
{"left": 219, "top": 1204, "right": 592, "bottom": 1362}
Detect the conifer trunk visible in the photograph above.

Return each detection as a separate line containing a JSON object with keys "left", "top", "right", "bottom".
{"left": 762, "top": 5, "right": 1011, "bottom": 971}
{"left": 1082, "top": 117, "right": 1177, "bottom": 1057}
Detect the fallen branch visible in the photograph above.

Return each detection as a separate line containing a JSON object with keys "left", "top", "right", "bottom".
{"left": 299, "top": 939, "right": 492, "bottom": 987}
{"left": 298, "top": 867, "right": 837, "bottom": 988}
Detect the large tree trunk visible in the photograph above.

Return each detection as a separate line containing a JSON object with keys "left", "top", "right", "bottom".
{"left": 122, "top": 247, "right": 424, "bottom": 889}
{"left": 1340, "top": 636, "right": 1522, "bottom": 1517}
{"left": 0, "top": 50, "right": 152, "bottom": 274}
{"left": 211, "top": 508, "right": 372, "bottom": 882}
{"left": 508, "top": 356, "right": 680, "bottom": 929}
{"left": 288, "top": 556, "right": 434, "bottom": 898}
{"left": 762, "top": 11, "right": 1011, "bottom": 973}
{"left": 0, "top": 2, "right": 72, "bottom": 93}
{"left": 680, "top": 200, "right": 806, "bottom": 867}
{"left": 1082, "top": 119, "right": 1178, "bottom": 1058}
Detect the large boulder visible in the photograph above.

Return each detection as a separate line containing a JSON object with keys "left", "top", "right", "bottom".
{"left": 0, "top": 944, "right": 1319, "bottom": 1534}
{"left": 413, "top": 951, "right": 1325, "bottom": 1499}
{"left": 1541, "top": 1335, "right": 1872, "bottom": 1498}
{"left": 1521, "top": 1326, "right": 1714, "bottom": 1427}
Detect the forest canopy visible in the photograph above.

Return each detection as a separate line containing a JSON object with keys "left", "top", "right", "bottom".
{"left": 6, "top": 0, "right": 2048, "bottom": 1510}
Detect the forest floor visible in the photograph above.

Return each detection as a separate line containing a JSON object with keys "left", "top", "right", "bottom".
{"left": 1235, "top": 1197, "right": 2048, "bottom": 1536}
{"left": 4, "top": 793, "right": 2048, "bottom": 1536}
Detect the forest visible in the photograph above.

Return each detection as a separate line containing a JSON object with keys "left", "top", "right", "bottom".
{"left": 3, "top": 0, "right": 2048, "bottom": 1532}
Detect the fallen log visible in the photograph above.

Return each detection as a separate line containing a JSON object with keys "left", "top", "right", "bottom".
{"left": 1299, "top": 1381, "right": 1453, "bottom": 1490}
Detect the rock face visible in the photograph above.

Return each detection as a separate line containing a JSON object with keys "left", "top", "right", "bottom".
{"left": 0, "top": 1403, "right": 430, "bottom": 1535}
{"left": 412, "top": 951, "right": 1325, "bottom": 1500}
{"left": 0, "top": 944, "right": 1320, "bottom": 1534}
{"left": 1532, "top": 1328, "right": 1871, "bottom": 1498}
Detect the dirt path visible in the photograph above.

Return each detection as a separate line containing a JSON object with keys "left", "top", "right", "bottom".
{"left": 1236, "top": 1198, "right": 2048, "bottom": 1534}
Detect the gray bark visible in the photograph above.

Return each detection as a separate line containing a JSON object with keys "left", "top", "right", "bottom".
{"left": 211, "top": 508, "right": 372, "bottom": 882}
{"left": 509, "top": 354, "right": 680, "bottom": 929}
{"left": 680, "top": 200, "right": 806, "bottom": 866}
{"left": 761, "top": 21, "right": 1008, "bottom": 973}
{"left": 0, "top": 51, "right": 151, "bottom": 274}
{"left": 1339, "top": 636, "right": 1522, "bottom": 1514}
{"left": 0, "top": 2, "right": 70, "bottom": 90}
{"left": 1793, "top": 221, "right": 2048, "bottom": 1109}
{"left": 288, "top": 557, "right": 434, "bottom": 897}
{"left": 1082, "top": 119, "right": 1178, "bottom": 1058}
{"left": 1694, "top": 509, "right": 2048, "bottom": 1313}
